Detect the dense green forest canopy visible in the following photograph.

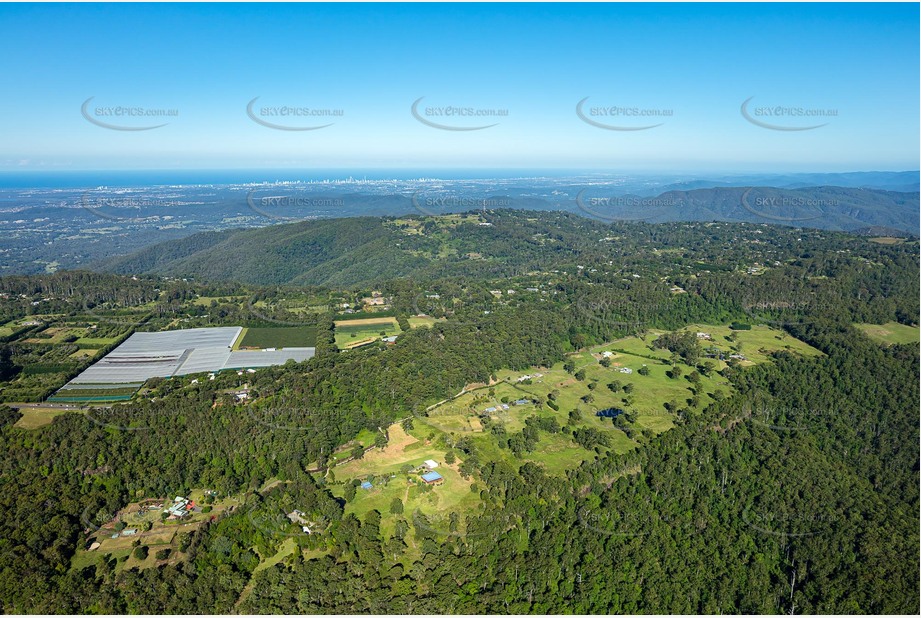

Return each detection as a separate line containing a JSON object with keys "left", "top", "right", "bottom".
{"left": 0, "top": 211, "right": 917, "bottom": 614}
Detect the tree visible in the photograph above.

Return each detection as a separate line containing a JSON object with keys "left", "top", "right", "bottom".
{"left": 133, "top": 545, "right": 148, "bottom": 560}
{"left": 638, "top": 365, "right": 650, "bottom": 376}
{"left": 390, "top": 498, "right": 404, "bottom": 515}
{"left": 574, "top": 369, "right": 586, "bottom": 381}
{"left": 444, "top": 450, "right": 456, "bottom": 464}
{"left": 0, "top": 345, "right": 16, "bottom": 381}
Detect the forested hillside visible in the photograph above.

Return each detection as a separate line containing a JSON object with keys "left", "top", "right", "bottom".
{"left": 100, "top": 209, "right": 921, "bottom": 287}
{"left": 0, "top": 211, "right": 917, "bottom": 613}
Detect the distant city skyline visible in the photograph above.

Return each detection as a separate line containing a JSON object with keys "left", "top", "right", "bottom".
{"left": 0, "top": 2, "right": 917, "bottom": 173}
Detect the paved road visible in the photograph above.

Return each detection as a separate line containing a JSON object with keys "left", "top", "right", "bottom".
{"left": 6, "top": 402, "right": 110, "bottom": 410}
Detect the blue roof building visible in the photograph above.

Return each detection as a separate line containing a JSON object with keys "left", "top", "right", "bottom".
{"left": 420, "top": 471, "right": 443, "bottom": 484}
{"left": 360, "top": 481, "right": 373, "bottom": 490}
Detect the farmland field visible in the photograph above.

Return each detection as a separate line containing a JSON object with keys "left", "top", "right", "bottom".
{"left": 49, "top": 384, "right": 141, "bottom": 402}
{"left": 855, "top": 322, "right": 920, "bottom": 346}
{"left": 238, "top": 326, "right": 318, "bottom": 348}
{"left": 333, "top": 317, "right": 401, "bottom": 349}
{"left": 74, "top": 336, "right": 119, "bottom": 346}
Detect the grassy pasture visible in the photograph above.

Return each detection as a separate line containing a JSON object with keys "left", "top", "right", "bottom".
{"left": 422, "top": 323, "right": 821, "bottom": 474}
{"left": 407, "top": 315, "right": 443, "bottom": 328}
{"left": 855, "top": 322, "right": 920, "bottom": 346}
{"left": 13, "top": 407, "right": 73, "bottom": 429}
{"left": 329, "top": 424, "right": 480, "bottom": 541}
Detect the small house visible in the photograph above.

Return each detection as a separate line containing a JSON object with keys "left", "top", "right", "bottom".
{"left": 287, "top": 510, "right": 308, "bottom": 525}
{"left": 423, "top": 459, "right": 439, "bottom": 470}
{"left": 360, "top": 481, "right": 373, "bottom": 490}
{"left": 421, "top": 471, "right": 444, "bottom": 485}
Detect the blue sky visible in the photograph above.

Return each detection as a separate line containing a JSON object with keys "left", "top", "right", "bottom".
{"left": 0, "top": 2, "right": 917, "bottom": 173}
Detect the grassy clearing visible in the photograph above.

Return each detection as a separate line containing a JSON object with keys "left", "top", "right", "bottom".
{"left": 523, "top": 431, "right": 596, "bottom": 470}
{"left": 13, "top": 407, "right": 73, "bottom": 429}
{"left": 192, "top": 295, "right": 247, "bottom": 306}
{"left": 23, "top": 326, "right": 85, "bottom": 344}
{"left": 407, "top": 316, "right": 443, "bottom": 328}
{"left": 335, "top": 424, "right": 428, "bottom": 477}
{"left": 329, "top": 423, "right": 481, "bottom": 541}
{"left": 255, "top": 537, "right": 298, "bottom": 573}
{"left": 855, "top": 322, "right": 920, "bottom": 346}
{"left": 0, "top": 316, "right": 51, "bottom": 338}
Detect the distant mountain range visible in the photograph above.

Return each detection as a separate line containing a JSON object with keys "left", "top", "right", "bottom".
{"left": 573, "top": 185, "right": 919, "bottom": 232}
{"left": 97, "top": 187, "right": 919, "bottom": 287}
{"left": 648, "top": 171, "right": 919, "bottom": 194}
